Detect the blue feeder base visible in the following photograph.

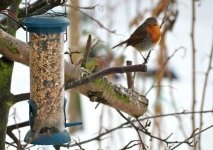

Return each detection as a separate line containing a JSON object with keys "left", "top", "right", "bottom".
{"left": 24, "top": 130, "right": 71, "bottom": 145}
{"left": 24, "top": 98, "right": 82, "bottom": 145}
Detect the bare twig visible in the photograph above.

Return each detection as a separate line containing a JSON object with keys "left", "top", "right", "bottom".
{"left": 73, "top": 140, "right": 85, "bottom": 150}
{"left": 80, "top": 34, "right": 92, "bottom": 67}
{"left": 13, "top": 93, "right": 30, "bottom": 102}
{"left": 117, "top": 110, "right": 146, "bottom": 150}
{"left": 64, "top": 110, "right": 213, "bottom": 148}
{"left": 7, "top": 118, "right": 29, "bottom": 149}
{"left": 68, "top": 5, "right": 116, "bottom": 34}
{"left": 139, "top": 110, "right": 213, "bottom": 121}
{"left": 126, "top": 61, "right": 134, "bottom": 89}
{"left": 33, "top": 109, "right": 211, "bottom": 149}
{"left": 0, "top": 12, "right": 26, "bottom": 30}
{"left": 67, "top": 4, "right": 101, "bottom": 10}
{"left": 65, "top": 64, "right": 147, "bottom": 89}
{"left": 160, "top": 0, "right": 171, "bottom": 28}
{"left": 6, "top": 131, "right": 22, "bottom": 149}
{"left": 170, "top": 125, "right": 213, "bottom": 150}
{"left": 7, "top": 121, "right": 29, "bottom": 131}
{"left": 169, "top": 81, "right": 188, "bottom": 139}
{"left": 120, "top": 140, "right": 141, "bottom": 150}
{"left": 97, "top": 106, "right": 105, "bottom": 149}
{"left": 198, "top": 26, "right": 213, "bottom": 148}
{"left": 5, "top": 142, "right": 18, "bottom": 149}
{"left": 145, "top": 47, "right": 185, "bottom": 95}
{"left": 25, "top": 0, "right": 64, "bottom": 17}
{"left": 191, "top": 1, "right": 196, "bottom": 147}
{"left": 82, "top": 38, "right": 101, "bottom": 69}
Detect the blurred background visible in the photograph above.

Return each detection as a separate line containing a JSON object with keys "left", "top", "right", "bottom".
{"left": 3, "top": 0, "right": 213, "bottom": 149}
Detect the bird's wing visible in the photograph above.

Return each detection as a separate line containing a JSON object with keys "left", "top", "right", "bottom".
{"left": 126, "top": 29, "right": 148, "bottom": 47}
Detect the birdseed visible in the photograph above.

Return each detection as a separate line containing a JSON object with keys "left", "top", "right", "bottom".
{"left": 30, "top": 32, "right": 65, "bottom": 133}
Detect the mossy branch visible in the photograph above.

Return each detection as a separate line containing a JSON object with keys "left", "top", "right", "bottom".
{"left": 0, "top": 29, "right": 148, "bottom": 117}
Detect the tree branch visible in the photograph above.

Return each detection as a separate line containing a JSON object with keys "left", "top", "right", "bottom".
{"left": 13, "top": 93, "right": 30, "bottom": 102}
{"left": 0, "top": 29, "right": 148, "bottom": 117}
{"left": 65, "top": 64, "right": 146, "bottom": 89}
{"left": 191, "top": 0, "right": 196, "bottom": 142}
{"left": 6, "top": 110, "right": 213, "bottom": 148}
{"left": 61, "top": 110, "right": 213, "bottom": 148}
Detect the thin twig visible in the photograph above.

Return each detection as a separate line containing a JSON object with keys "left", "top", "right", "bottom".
{"left": 126, "top": 61, "right": 134, "bottom": 89}
{"left": 145, "top": 47, "right": 185, "bottom": 95}
{"left": 67, "top": 4, "right": 101, "bottom": 10}
{"left": 13, "top": 93, "right": 30, "bottom": 102}
{"left": 6, "top": 131, "right": 22, "bottom": 149}
{"left": 0, "top": 12, "right": 26, "bottom": 30}
{"left": 139, "top": 110, "right": 213, "bottom": 121}
{"left": 120, "top": 140, "right": 141, "bottom": 150}
{"left": 65, "top": 64, "right": 147, "bottom": 89}
{"left": 7, "top": 121, "right": 29, "bottom": 131}
{"left": 198, "top": 26, "right": 213, "bottom": 148}
{"left": 160, "top": 1, "right": 171, "bottom": 28}
{"left": 191, "top": 1, "right": 196, "bottom": 148}
{"left": 59, "top": 110, "right": 212, "bottom": 148}
{"left": 81, "top": 34, "right": 92, "bottom": 67}
{"left": 7, "top": 110, "right": 28, "bottom": 150}
{"left": 169, "top": 80, "right": 188, "bottom": 138}
{"left": 5, "top": 142, "right": 18, "bottom": 149}
{"left": 74, "top": 140, "right": 85, "bottom": 150}
{"left": 117, "top": 110, "right": 146, "bottom": 150}
{"left": 170, "top": 125, "right": 213, "bottom": 150}
{"left": 97, "top": 106, "right": 105, "bottom": 149}
{"left": 68, "top": 5, "right": 116, "bottom": 34}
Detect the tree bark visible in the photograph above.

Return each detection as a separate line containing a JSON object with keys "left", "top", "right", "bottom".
{"left": 0, "top": 58, "right": 14, "bottom": 150}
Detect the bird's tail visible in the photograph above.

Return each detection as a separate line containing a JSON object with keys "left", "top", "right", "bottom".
{"left": 111, "top": 40, "right": 127, "bottom": 49}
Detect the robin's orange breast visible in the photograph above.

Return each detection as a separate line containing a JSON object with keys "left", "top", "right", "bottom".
{"left": 146, "top": 25, "right": 161, "bottom": 44}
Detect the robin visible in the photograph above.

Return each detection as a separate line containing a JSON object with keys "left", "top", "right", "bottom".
{"left": 112, "top": 17, "right": 161, "bottom": 62}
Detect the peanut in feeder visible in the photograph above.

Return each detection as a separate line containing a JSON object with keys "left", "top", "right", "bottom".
{"left": 23, "top": 15, "right": 81, "bottom": 145}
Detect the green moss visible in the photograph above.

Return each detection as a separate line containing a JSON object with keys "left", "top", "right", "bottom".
{"left": 0, "top": 59, "right": 13, "bottom": 86}
{"left": 93, "top": 78, "right": 129, "bottom": 103}
{"left": 0, "top": 38, "right": 19, "bottom": 54}
{"left": 93, "top": 78, "right": 113, "bottom": 91}
{"left": 115, "top": 92, "right": 129, "bottom": 103}
{"left": 85, "top": 59, "right": 97, "bottom": 70}
{"left": 9, "top": 46, "right": 19, "bottom": 54}
{"left": 6, "top": 42, "right": 19, "bottom": 54}
{"left": 6, "top": 100, "right": 14, "bottom": 108}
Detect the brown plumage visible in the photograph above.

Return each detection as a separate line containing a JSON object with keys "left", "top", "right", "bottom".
{"left": 112, "top": 17, "right": 161, "bottom": 52}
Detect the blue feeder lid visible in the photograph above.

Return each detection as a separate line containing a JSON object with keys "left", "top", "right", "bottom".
{"left": 23, "top": 15, "right": 70, "bottom": 33}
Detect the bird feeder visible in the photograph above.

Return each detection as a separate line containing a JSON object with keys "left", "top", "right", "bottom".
{"left": 23, "top": 15, "right": 81, "bottom": 145}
